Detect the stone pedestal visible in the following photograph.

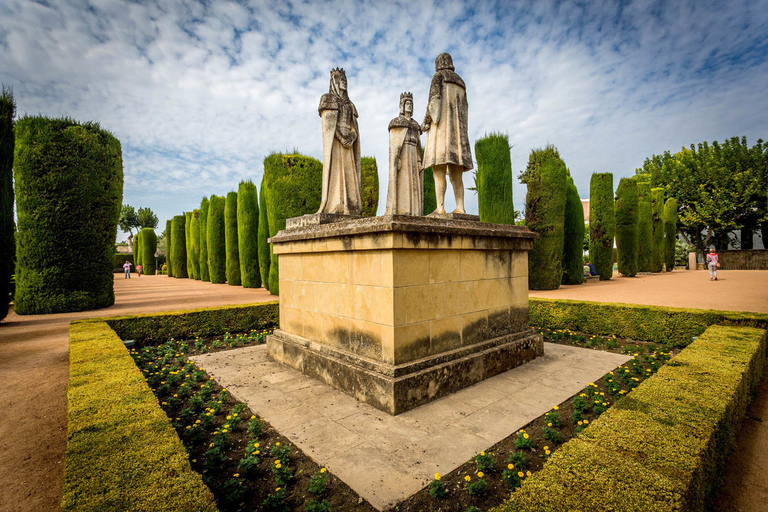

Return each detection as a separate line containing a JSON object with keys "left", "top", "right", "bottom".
{"left": 267, "top": 215, "right": 543, "bottom": 415}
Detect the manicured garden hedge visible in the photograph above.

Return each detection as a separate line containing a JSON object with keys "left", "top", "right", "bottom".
{"left": 651, "top": 187, "right": 665, "bottom": 272}
{"left": 497, "top": 323, "right": 766, "bottom": 512}
{"left": 361, "top": 156, "right": 379, "bottom": 217}
{"left": 199, "top": 198, "right": 210, "bottom": 282}
{"left": 0, "top": 86, "right": 14, "bottom": 321}
{"left": 561, "top": 176, "right": 584, "bottom": 285}
{"left": 475, "top": 133, "right": 515, "bottom": 225}
{"left": 664, "top": 197, "right": 678, "bottom": 272}
{"left": 637, "top": 182, "right": 653, "bottom": 272}
{"left": 257, "top": 183, "right": 271, "bottom": 291}
{"left": 529, "top": 297, "right": 768, "bottom": 347}
{"left": 114, "top": 254, "right": 133, "bottom": 272}
{"left": 139, "top": 227, "right": 157, "bottom": 275}
{"left": 237, "top": 181, "right": 261, "bottom": 288}
{"left": 171, "top": 215, "right": 187, "bottom": 278}
{"left": 225, "top": 191, "right": 241, "bottom": 286}
{"left": 423, "top": 166, "right": 436, "bottom": 215}
{"left": 185, "top": 212, "right": 195, "bottom": 279}
{"left": 14, "top": 116, "right": 123, "bottom": 314}
{"left": 615, "top": 177, "right": 638, "bottom": 277}
{"left": 589, "top": 172, "right": 614, "bottom": 280}
{"left": 207, "top": 195, "right": 226, "bottom": 284}
{"left": 63, "top": 321, "right": 217, "bottom": 511}
{"left": 165, "top": 220, "right": 173, "bottom": 277}
{"left": 190, "top": 210, "right": 201, "bottom": 280}
{"left": 135, "top": 230, "right": 142, "bottom": 269}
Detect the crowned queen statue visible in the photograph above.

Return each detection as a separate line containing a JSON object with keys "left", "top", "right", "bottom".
{"left": 385, "top": 92, "right": 423, "bottom": 216}
{"left": 317, "top": 67, "right": 362, "bottom": 216}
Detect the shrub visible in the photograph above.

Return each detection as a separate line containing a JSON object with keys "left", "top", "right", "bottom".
{"left": 475, "top": 133, "right": 515, "bottom": 225}
{"left": 636, "top": 182, "right": 653, "bottom": 272}
{"left": 14, "top": 116, "right": 123, "bottom": 314}
{"left": 225, "top": 191, "right": 241, "bottom": 286}
{"left": 0, "top": 85, "right": 14, "bottom": 321}
{"left": 134, "top": 230, "right": 142, "bottom": 269}
{"left": 263, "top": 153, "right": 323, "bottom": 294}
{"left": 165, "top": 220, "right": 173, "bottom": 277}
{"left": 207, "top": 195, "right": 226, "bottom": 284}
{"left": 562, "top": 176, "right": 584, "bottom": 285}
{"left": 190, "top": 210, "right": 201, "bottom": 280}
{"left": 651, "top": 187, "right": 665, "bottom": 272}
{"left": 139, "top": 228, "right": 157, "bottom": 275}
{"left": 199, "top": 198, "right": 210, "bottom": 282}
{"left": 257, "top": 182, "right": 271, "bottom": 291}
{"left": 238, "top": 181, "right": 261, "bottom": 288}
{"left": 185, "top": 212, "right": 196, "bottom": 279}
{"left": 423, "top": 166, "right": 436, "bottom": 215}
{"left": 589, "top": 172, "right": 614, "bottom": 280}
{"left": 361, "top": 156, "right": 379, "bottom": 217}
{"left": 615, "top": 177, "right": 639, "bottom": 277}
{"left": 521, "top": 145, "right": 567, "bottom": 290}
{"left": 171, "top": 215, "right": 188, "bottom": 278}
{"left": 664, "top": 197, "right": 678, "bottom": 271}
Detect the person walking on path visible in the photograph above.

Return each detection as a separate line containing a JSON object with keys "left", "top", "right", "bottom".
{"left": 706, "top": 248, "right": 720, "bottom": 280}
{"left": 122, "top": 260, "right": 133, "bottom": 279}
{"left": 136, "top": 264, "right": 142, "bottom": 278}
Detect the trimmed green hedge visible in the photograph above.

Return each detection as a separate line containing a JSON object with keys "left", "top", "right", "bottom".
{"left": 637, "top": 182, "right": 653, "bottom": 272}
{"left": 0, "top": 86, "right": 14, "bottom": 321}
{"left": 651, "top": 187, "right": 665, "bottom": 272}
{"left": 615, "top": 177, "right": 639, "bottom": 277}
{"left": 257, "top": 182, "right": 271, "bottom": 291}
{"left": 114, "top": 254, "right": 134, "bottom": 272}
{"left": 423, "top": 166, "right": 436, "bottom": 215}
{"left": 207, "top": 195, "right": 226, "bottom": 284}
{"left": 476, "top": 133, "right": 515, "bottom": 225}
{"left": 361, "top": 156, "right": 379, "bottom": 217}
{"left": 139, "top": 228, "right": 157, "bottom": 275}
{"left": 199, "top": 198, "right": 210, "bottom": 282}
{"left": 14, "top": 116, "right": 123, "bottom": 314}
{"left": 589, "top": 172, "right": 614, "bottom": 280}
{"left": 561, "top": 176, "right": 584, "bottom": 285}
{"left": 165, "top": 220, "right": 173, "bottom": 277}
{"left": 185, "top": 212, "right": 195, "bottom": 279}
{"left": 497, "top": 324, "right": 766, "bottom": 512}
{"left": 225, "top": 191, "right": 241, "bottom": 286}
{"left": 237, "top": 181, "right": 261, "bottom": 288}
{"left": 190, "top": 210, "right": 201, "bottom": 280}
{"left": 529, "top": 297, "right": 768, "bottom": 347}
{"left": 135, "top": 230, "right": 143, "bottom": 269}
{"left": 171, "top": 215, "right": 187, "bottom": 278}
{"left": 63, "top": 321, "right": 217, "bottom": 511}
{"left": 664, "top": 197, "right": 678, "bottom": 272}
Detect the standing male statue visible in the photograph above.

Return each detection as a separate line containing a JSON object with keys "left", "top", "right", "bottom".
{"left": 317, "top": 67, "right": 362, "bottom": 216}
{"left": 385, "top": 92, "right": 423, "bottom": 216}
{"left": 421, "top": 52, "right": 473, "bottom": 214}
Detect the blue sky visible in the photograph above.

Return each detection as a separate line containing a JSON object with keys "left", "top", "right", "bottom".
{"left": 2, "top": 0, "right": 767, "bottom": 241}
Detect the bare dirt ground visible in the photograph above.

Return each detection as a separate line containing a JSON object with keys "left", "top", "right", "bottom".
{"left": 531, "top": 269, "right": 768, "bottom": 512}
{"left": 0, "top": 275, "right": 276, "bottom": 512}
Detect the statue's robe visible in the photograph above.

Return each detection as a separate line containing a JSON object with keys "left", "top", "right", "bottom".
{"left": 422, "top": 69, "right": 473, "bottom": 172}
{"left": 317, "top": 93, "right": 362, "bottom": 215}
{"left": 385, "top": 116, "right": 423, "bottom": 216}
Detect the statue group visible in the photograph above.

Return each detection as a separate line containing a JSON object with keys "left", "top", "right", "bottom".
{"left": 317, "top": 53, "right": 473, "bottom": 218}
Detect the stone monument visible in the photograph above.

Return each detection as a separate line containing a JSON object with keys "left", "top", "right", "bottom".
{"left": 421, "top": 52, "right": 473, "bottom": 216}
{"left": 385, "top": 92, "right": 423, "bottom": 216}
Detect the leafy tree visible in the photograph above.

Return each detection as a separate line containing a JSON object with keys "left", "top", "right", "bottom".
{"left": 137, "top": 207, "right": 158, "bottom": 229}
{"left": 118, "top": 205, "right": 140, "bottom": 248}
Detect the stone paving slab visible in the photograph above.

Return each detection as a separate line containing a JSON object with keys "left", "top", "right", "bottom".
{"left": 192, "top": 343, "right": 630, "bottom": 510}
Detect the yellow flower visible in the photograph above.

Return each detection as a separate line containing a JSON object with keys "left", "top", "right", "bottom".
{"left": 478, "top": 472, "right": 484, "bottom": 478}
{"left": 251, "top": 415, "right": 256, "bottom": 420}
{"left": 276, "top": 442, "right": 281, "bottom": 446}
{"left": 553, "top": 405, "right": 559, "bottom": 410}
{"left": 518, "top": 471, "right": 524, "bottom": 478}
{"left": 276, "top": 487, "right": 281, "bottom": 492}
{"left": 545, "top": 450, "right": 551, "bottom": 455}
{"left": 523, "top": 433, "right": 529, "bottom": 439}
{"left": 320, "top": 468, "right": 327, "bottom": 473}
{"left": 543, "top": 446, "right": 549, "bottom": 450}
{"left": 434, "top": 473, "right": 441, "bottom": 481}
{"left": 276, "top": 463, "right": 282, "bottom": 469}
{"left": 577, "top": 421, "right": 583, "bottom": 426}
{"left": 234, "top": 473, "right": 239, "bottom": 477}
{"left": 508, "top": 463, "right": 514, "bottom": 470}
{"left": 547, "top": 422, "right": 552, "bottom": 427}
{"left": 464, "top": 475, "right": 471, "bottom": 482}
{"left": 480, "top": 451, "right": 485, "bottom": 456}
{"left": 526, "top": 471, "right": 532, "bottom": 477}
{"left": 226, "top": 415, "right": 232, "bottom": 420}
{"left": 255, "top": 450, "right": 260, "bottom": 455}
{"left": 274, "top": 460, "right": 280, "bottom": 464}
{"left": 209, "top": 443, "right": 214, "bottom": 448}
{"left": 254, "top": 443, "right": 260, "bottom": 448}
{"left": 584, "top": 419, "right": 589, "bottom": 424}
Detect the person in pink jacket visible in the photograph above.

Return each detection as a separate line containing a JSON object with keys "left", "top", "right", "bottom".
{"left": 706, "top": 248, "right": 719, "bottom": 280}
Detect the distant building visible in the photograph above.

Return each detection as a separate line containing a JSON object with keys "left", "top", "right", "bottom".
{"left": 116, "top": 245, "right": 132, "bottom": 254}
{"left": 581, "top": 199, "right": 589, "bottom": 222}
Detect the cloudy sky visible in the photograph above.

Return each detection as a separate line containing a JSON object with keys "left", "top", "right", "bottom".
{"left": 2, "top": 0, "right": 767, "bottom": 240}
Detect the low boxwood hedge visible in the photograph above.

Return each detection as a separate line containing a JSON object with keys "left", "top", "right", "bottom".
{"left": 496, "top": 324, "right": 767, "bottom": 512}
{"left": 529, "top": 297, "right": 768, "bottom": 347}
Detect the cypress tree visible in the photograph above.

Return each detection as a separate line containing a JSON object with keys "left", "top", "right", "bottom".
{"left": 636, "top": 182, "right": 653, "bottom": 272}
{"left": 264, "top": 153, "right": 323, "bottom": 294}
{"left": 257, "top": 182, "right": 271, "bottom": 291}
{"left": 589, "top": 172, "right": 615, "bottom": 280}
{"left": 207, "top": 195, "right": 226, "bottom": 284}
{"left": 475, "top": 133, "right": 515, "bottom": 225}
{"left": 521, "top": 145, "right": 567, "bottom": 290}
{"left": 165, "top": 219, "right": 173, "bottom": 277}
{"left": 361, "top": 157, "right": 379, "bottom": 217}
{"left": 225, "top": 191, "right": 241, "bottom": 286}
{"left": 190, "top": 209, "right": 201, "bottom": 280}
{"left": 199, "top": 198, "right": 210, "bottom": 282}
{"left": 238, "top": 181, "right": 261, "bottom": 288}
{"left": 134, "top": 230, "right": 141, "bottom": 269}
{"left": 651, "top": 187, "right": 665, "bottom": 272}
{"left": 14, "top": 116, "right": 123, "bottom": 314}
{"left": 562, "top": 176, "right": 585, "bottom": 285}
{"left": 184, "top": 212, "right": 196, "bottom": 279}
{"left": 664, "top": 197, "right": 678, "bottom": 271}
{"left": 615, "top": 177, "right": 639, "bottom": 277}
{"left": 423, "top": 167, "right": 436, "bottom": 215}
{"left": 0, "top": 86, "right": 15, "bottom": 320}
{"left": 140, "top": 227, "right": 157, "bottom": 275}
{"left": 171, "top": 214, "right": 187, "bottom": 278}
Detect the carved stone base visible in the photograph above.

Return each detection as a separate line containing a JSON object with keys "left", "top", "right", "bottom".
{"left": 426, "top": 211, "right": 480, "bottom": 221}
{"left": 286, "top": 213, "right": 362, "bottom": 229}
{"left": 267, "top": 328, "right": 543, "bottom": 415}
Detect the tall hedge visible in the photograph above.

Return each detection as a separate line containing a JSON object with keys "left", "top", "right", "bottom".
{"left": 562, "top": 176, "right": 584, "bottom": 285}
{"left": 651, "top": 187, "right": 665, "bottom": 272}
{"left": 475, "top": 133, "right": 515, "bottom": 225}
{"left": 225, "top": 192, "right": 241, "bottom": 286}
{"left": 171, "top": 215, "right": 187, "bottom": 278}
{"left": 134, "top": 230, "right": 142, "bottom": 269}
{"left": 0, "top": 86, "right": 15, "bottom": 321}
{"left": 14, "top": 117, "right": 123, "bottom": 314}
{"left": 190, "top": 209, "right": 201, "bottom": 280}
{"left": 615, "top": 177, "right": 639, "bottom": 277}
{"left": 264, "top": 153, "right": 323, "bottom": 294}
{"left": 521, "top": 146, "right": 567, "bottom": 290}
{"left": 237, "top": 181, "right": 260, "bottom": 288}
{"left": 165, "top": 220, "right": 173, "bottom": 277}
{"left": 636, "top": 182, "right": 653, "bottom": 272}
{"left": 199, "top": 198, "right": 210, "bottom": 282}
{"left": 184, "top": 212, "right": 195, "bottom": 279}
{"left": 589, "top": 173, "right": 615, "bottom": 280}
{"left": 423, "top": 167, "right": 436, "bottom": 215}
{"left": 139, "top": 227, "right": 157, "bottom": 275}
{"left": 207, "top": 195, "right": 226, "bottom": 284}
{"left": 361, "top": 156, "right": 379, "bottom": 217}
{"left": 257, "top": 182, "right": 271, "bottom": 291}
{"left": 664, "top": 197, "right": 678, "bottom": 271}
